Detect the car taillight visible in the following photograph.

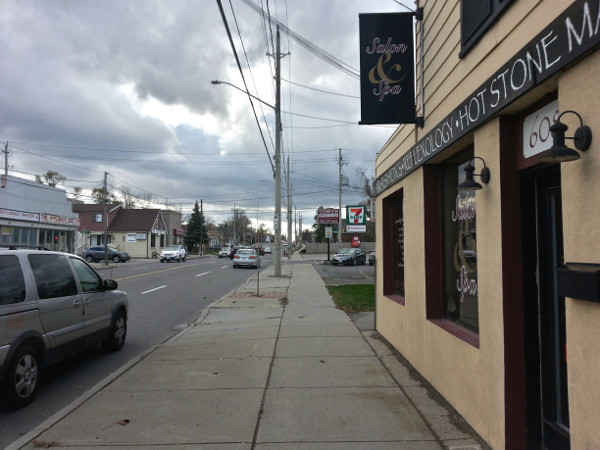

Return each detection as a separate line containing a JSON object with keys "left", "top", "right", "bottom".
{"left": 234, "top": 255, "right": 240, "bottom": 259}
{"left": 250, "top": 256, "right": 256, "bottom": 259}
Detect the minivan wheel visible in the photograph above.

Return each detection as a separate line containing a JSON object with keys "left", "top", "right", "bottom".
{"left": 85, "top": 255, "right": 94, "bottom": 263}
{"left": 2, "top": 344, "right": 41, "bottom": 409}
{"left": 102, "top": 310, "right": 127, "bottom": 352}
{"left": 112, "top": 255, "right": 121, "bottom": 263}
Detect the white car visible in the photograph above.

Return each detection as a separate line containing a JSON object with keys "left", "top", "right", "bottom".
{"left": 218, "top": 247, "right": 231, "bottom": 258}
{"left": 160, "top": 245, "right": 186, "bottom": 263}
{"left": 233, "top": 248, "right": 261, "bottom": 268}
{"left": 263, "top": 246, "right": 272, "bottom": 254}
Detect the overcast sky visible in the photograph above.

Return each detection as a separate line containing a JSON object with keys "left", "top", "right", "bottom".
{"left": 0, "top": 0, "right": 411, "bottom": 233}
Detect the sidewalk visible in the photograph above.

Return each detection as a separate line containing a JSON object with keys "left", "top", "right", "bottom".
{"left": 8, "top": 256, "right": 487, "bottom": 449}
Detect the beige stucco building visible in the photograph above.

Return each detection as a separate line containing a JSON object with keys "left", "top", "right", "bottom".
{"left": 373, "top": 1, "right": 600, "bottom": 449}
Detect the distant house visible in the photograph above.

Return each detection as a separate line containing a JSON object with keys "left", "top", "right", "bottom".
{"left": 104, "top": 209, "right": 169, "bottom": 259}
{"left": 71, "top": 205, "right": 183, "bottom": 258}
{"left": 71, "top": 203, "right": 122, "bottom": 252}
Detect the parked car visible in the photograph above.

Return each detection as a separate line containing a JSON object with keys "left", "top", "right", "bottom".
{"left": 369, "top": 250, "right": 376, "bottom": 265}
{"left": 208, "top": 245, "right": 222, "bottom": 252}
{"left": 160, "top": 245, "right": 186, "bottom": 263}
{"left": 332, "top": 248, "right": 366, "bottom": 266}
{"left": 263, "top": 246, "right": 272, "bottom": 254}
{"left": 0, "top": 250, "right": 128, "bottom": 408}
{"left": 219, "top": 247, "right": 231, "bottom": 258}
{"left": 83, "top": 246, "right": 130, "bottom": 263}
{"left": 233, "top": 248, "right": 261, "bottom": 268}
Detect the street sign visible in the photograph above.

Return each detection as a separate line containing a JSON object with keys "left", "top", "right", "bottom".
{"left": 325, "top": 227, "right": 333, "bottom": 238}
{"left": 346, "top": 205, "right": 366, "bottom": 225}
{"left": 347, "top": 225, "right": 366, "bottom": 233}
{"left": 318, "top": 208, "right": 339, "bottom": 224}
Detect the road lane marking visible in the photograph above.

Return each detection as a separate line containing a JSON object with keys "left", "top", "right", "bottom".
{"left": 141, "top": 285, "right": 167, "bottom": 294}
{"left": 115, "top": 264, "right": 190, "bottom": 282}
{"left": 195, "top": 271, "right": 211, "bottom": 278}
{"left": 221, "top": 265, "right": 228, "bottom": 269}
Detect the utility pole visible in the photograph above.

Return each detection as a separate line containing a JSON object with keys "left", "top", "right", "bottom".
{"left": 103, "top": 171, "right": 109, "bottom": 265}
{"left": 200, "top": 199, "right": 204, "bottom": 255}
{"left": 338, "top": 149, "right": 343, "bottom": 244}
{"left": 1, "top": 142, "right": 8, "bottom": 188}
{"left": 287, "top": 156, "right": 292, "bottom": 259}
{"left": 274, "top": 27, "right": 283, "bottom": 276}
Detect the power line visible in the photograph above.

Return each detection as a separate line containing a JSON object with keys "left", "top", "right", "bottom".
{"left": 216, "top": 0, "right": 276, "bottom": 176}
{"left": 283, "top": 77, "right": 359, "bottom": 99}
{"left": 241, "top": 0, "right": 360, "bottom": 79}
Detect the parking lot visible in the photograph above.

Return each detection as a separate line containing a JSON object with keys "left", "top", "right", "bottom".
{"left": 312, "top": 258, "right": 375, "bottom": 286}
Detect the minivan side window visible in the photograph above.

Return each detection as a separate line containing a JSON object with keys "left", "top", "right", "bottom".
{"left": 28, "top": 254, "right": 78, "bottom": 299}
{"left": 0, "top": 255, "right": 26, "bottom": 305}
{"left": 71, "top": 258, "right": 103, "bottom": 292}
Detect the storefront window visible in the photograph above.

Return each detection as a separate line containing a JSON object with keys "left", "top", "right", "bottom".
{"left": 10, "top": 227, "right": 37, "bottom": 246}
{"left": 1, "top": 226, "right": 10, "bottom": 244}
{"left": 442, "top": 157, "right": 479, "bottom": 332}
{"left": 383, "top": 191, "right": 405, "bottom": 301}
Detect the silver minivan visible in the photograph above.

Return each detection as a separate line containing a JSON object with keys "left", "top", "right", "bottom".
{"left": 0, "top": 250, "right": 128, "bottom": 408}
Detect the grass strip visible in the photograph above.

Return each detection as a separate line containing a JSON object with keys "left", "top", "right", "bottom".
{"left": 327, "top": 284, "right": 375, "bottom": 313}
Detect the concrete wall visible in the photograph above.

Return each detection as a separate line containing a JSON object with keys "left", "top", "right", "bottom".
{"left": 559, "top": 49, "right": 600, "bottom": 450}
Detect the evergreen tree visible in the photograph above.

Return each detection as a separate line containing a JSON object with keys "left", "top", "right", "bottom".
{"left": 312, "top": 206, "right": 327, "bottom": 242}
{"left": 185, "top": 200, "right": 208, "bottom": 252}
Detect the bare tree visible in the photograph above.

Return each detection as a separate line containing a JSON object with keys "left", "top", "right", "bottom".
{"left": 357, "top": 168, "right": 376, "bottom": 199}
{"left": 117, "top": 185, "right": 137, "bottom": 209}
{"left": 35, "top": 170, "right": 66, "bottom": 187}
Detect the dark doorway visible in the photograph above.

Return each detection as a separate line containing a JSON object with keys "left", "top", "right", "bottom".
{"left": 522, "top": 166, "right": 570, "bottom": 449}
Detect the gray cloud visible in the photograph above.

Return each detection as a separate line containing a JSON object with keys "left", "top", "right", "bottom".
{"left": 0, "top": 0, "right": 401, "bottom": 229}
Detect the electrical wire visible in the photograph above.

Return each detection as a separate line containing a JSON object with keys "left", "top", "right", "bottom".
{"left": 216, "top": 0, "right": 276, "bottom": 176}
{"left": 241, "top": 0, "right": 360, "bottom": 79}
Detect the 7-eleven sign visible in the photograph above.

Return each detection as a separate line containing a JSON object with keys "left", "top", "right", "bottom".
{"left": 346, "top": 205, "right": 366, "bottom": 225}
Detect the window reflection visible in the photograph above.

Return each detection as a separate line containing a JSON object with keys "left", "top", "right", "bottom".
{"left": 443, "top": 158, "right": 479, "bottom": 332}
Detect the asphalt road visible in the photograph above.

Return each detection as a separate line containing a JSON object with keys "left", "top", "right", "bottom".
{"left": 0, "top": 254, "right": 270, "bottom": 449}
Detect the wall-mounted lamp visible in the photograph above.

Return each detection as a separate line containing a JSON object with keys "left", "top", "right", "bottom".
{"left": 457, "top": 157, "right": 490, "bottom": 191}
{"left": 539, "top": 110, "right": 592, "bottom": 163}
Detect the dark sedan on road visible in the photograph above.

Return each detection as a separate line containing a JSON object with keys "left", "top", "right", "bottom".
{"left": 332, "top": 248, "right": 366, "bottom": 266}
{"left": 83, "top": 246, "right": 130, "bottom": 263}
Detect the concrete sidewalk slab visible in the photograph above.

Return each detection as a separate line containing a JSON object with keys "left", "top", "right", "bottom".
{"left": 278, "top": 323, "right": 361, "bottom": 337}
{"left": 200, "top": 307, "right": 283, "bottom": 324}
{"left": 152, "top": 337, "right": 277, "bottom": 359}
{"left": 176, "top": 325, "right": 279, "bottom": 343}
{"left": 256, "top": 386, "right": 436, "bottom": 444}
{"left": 106, "top": 357, "right": 271, "bottom": 390}
{"left": 30, "top": 389, "right": 263, "bottom": 446}
{"left": 276, "top": 336, "right": 375, "bottom": 357}
{"left": 269, "top": 356, "right": 397, "bottom": 388}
